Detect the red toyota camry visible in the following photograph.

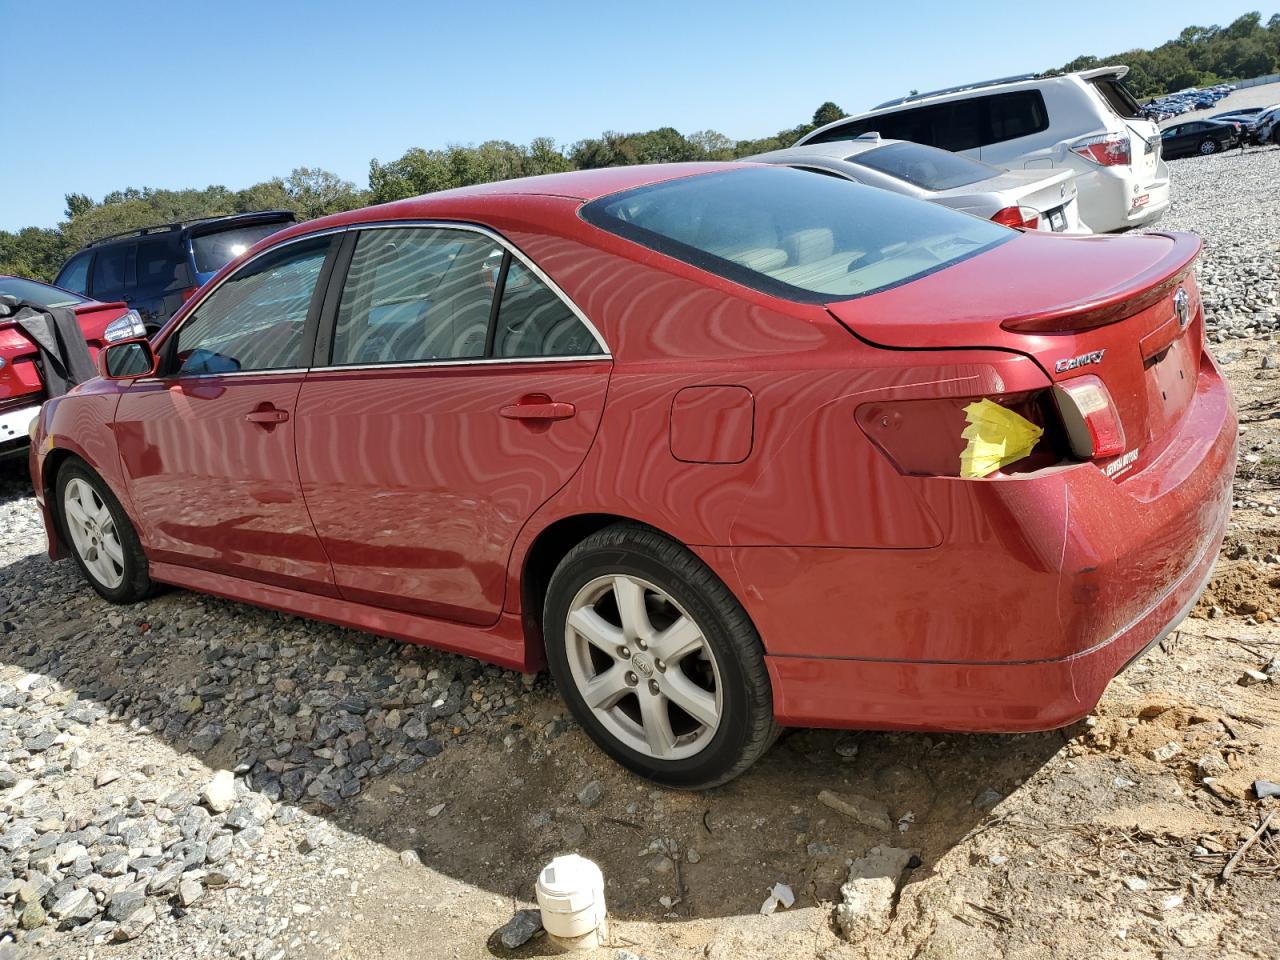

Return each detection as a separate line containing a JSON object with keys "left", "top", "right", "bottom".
{"left": 29, "top": 163, "right": 1236, "bottom": 788}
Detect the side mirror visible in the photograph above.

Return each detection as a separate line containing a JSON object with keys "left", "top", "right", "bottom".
{"left": 99, "top": 338, "right": 158, "bottom": 380}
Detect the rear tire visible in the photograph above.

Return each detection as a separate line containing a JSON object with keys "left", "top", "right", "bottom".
{"left": 1198, "top": 138, "right": 1218, "bottom": 155}
{"left": 56, "top": 460, "right": 154, "bottom": 603}
{"left": 543, "top": 523, "right": 779, "bottom": 789}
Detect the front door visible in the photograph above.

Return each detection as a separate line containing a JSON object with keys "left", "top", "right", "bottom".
{"left": 296, "top": 225, "right": 611, "bottom": 624}
{"left": 115, "top": 235, "right": 338, "bottom": 592}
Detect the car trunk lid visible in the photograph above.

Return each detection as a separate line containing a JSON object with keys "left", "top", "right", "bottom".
{"left": 826, "top": 230, "right": 1203, "bottom": 476}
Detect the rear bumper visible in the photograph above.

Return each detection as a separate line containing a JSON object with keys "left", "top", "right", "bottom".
{"left": 763, "top": 508, "right": 1222, "bottom": 731}
{"left": 0, "top": 401, "right": 40, "bottom": 458}
{"left": 1076, "top": 162, "right": 1171, "bottom": 232}
{"left": 700, "top": 350, "right": 1236, "bottom": 732}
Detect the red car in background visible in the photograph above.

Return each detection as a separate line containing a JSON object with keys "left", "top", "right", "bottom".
{"left": 29, "top": 164, "right": 1236, "bottom": 787}
{"left": 0, "top": 275, "right": 141, "bottom": 457}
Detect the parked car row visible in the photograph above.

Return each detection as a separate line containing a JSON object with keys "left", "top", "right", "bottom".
{"left": 1143, "top": 83, "right": 1235, "bottom": 121}
{"left": 796, "top": 66, "right": 1169, "bottom": 234}
{"left": 30, "top": 160, "right": 1236, "bottom": 786}
{"left": 1210, "top": 104, "right": 1280, "bottom": 144}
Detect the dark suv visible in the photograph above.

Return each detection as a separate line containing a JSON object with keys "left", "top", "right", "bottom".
{"left": 54, "top": 211, "right": 296, "bottom": 329}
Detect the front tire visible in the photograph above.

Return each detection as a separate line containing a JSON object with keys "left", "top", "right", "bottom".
{"left": 543, "top": 523, "right": 779, "bottom": 789}
{"left": 1198, "top": 138, "right": 1218, "bottom": 155}
{"left": 56, "top": 460, "right": 153, "bottom": 603}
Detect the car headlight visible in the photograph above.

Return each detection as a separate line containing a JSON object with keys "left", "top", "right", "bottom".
{"left": 103, "top": 309, "right": 147, "bottom": 343}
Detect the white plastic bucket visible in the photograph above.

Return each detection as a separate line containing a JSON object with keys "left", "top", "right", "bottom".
{"left": 536, "top": 854, "right": 607, "bottom": 949}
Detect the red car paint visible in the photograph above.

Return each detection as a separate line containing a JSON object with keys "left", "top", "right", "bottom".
{"left": 29, "top": 163, "right": 1236, "bottom": 734}
{"left": 1, "top": 276, "right": 131, "bottom": 452}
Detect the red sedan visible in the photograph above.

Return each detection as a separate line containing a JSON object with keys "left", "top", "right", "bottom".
{"left": 29, "top": 164, "right": 1236, "bottom": 787}
{"left": 1, "top": 275, "right": 142, "bottom": 458}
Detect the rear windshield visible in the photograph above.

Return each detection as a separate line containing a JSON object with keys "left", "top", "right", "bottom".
{"left": 1090, "top": 78, "right": 1144, "bottom": 120}
{"left": 192, "top": 222, "right": 290, "bottom": 273}
{"left": 0, "top": 276, "right": 86, "bottom": 308}
{"left": 846, "top": 142, "right": 995, "bottom": 191}
{"left": 580, "top": 166, "right": 1011, "bottom": 302}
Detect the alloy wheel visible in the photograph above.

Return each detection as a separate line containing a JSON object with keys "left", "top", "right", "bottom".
{"left": 1199, "top": 139, "right": 1218, "bottom": 155}
{"left": 63, "top": 477, "right": 125, "bottom": 589}
{"left": 564, "top": 574, "right": 723, "bottom": 761}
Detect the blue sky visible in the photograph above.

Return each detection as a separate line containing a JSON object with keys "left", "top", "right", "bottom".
{"left": 0, "top": 0, "right": 1267, "bottom": 230}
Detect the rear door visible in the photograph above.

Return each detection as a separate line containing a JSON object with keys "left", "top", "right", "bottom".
{"left": 88, "top": 242, "right": 133, "bottom": 305}
{"left": 295, "top": 224, "right": 611, "bottom": 625}
{"left": 115, "top": 234, "right": 339, "bottom": 591}
{"left": 133, "top": 237, "right": 182, "bottom": 327}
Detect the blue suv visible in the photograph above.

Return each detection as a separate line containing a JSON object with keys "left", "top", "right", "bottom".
{"left": 54, "top": 210, "right": 296, "bottom": 330}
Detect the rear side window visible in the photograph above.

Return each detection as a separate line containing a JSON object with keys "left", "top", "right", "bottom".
{"left": 91, "top": 244, "right": 131, "bottom": 297}
{"left": 332, "top": 227, "right": 499, "bottom": 365}
{"left": 495, "top": 261, "right": 603, "bottom": 358}
{"left": 136, "top": 239, "right": 176, "bottom": 290}
{"left": 191, "top": 222, "right": 291, "bottom": 273}
{"left": 582, "top": 166, "right": 1011, "bottom": 302}
{"left": 806, "top": 90, "right": 1049, "bottom": 151}
{"left": 175, "top": 237, "right": 330, "bottom": 375}
{"left": 56, "top": 252, "right": 92, "bottom": 295}
{"left": 846, "top": 142, "right": 994, "bottom": 190}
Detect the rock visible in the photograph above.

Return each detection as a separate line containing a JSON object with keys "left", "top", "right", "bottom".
{"left": 817, "top": 790, "right": 893, "bottom": 832}
{"left": 98, "top": 850, "right": 129, "bottom": 877}
{"left": 1197, "top": 751, "right": 1230, "bottom": 777}
{"left": 399, "top": 848, "right": 421, "bottom": 867}
{"left": 1150, "top": 742, "right": 1182, "bottom": 762}
{"left": 1239, "top": 669, "right": 1271, "bottom": 686}
{"left": 834, "top": 735, "right": 860, "bottom": 759}
{"left": 1124, "top": 877, "right": 1149, "bottom": 891}
{"left": 300, "top": 827, "right": 330, "bottom": 853}
{"left": 427, "top": 802, "right": 446, "bottom": 818}
{"left": 834, "top": 846, "right": 917, "bottom": 941}
{"left": 497, "top": 908, "right": 542, "bottom": 949}
{"left": 178, "top": 875, "right": 204, "bottom": 906}
{"left": 686, "top": 848, "right": 701, "bottom": 864}
{"left": 50, "top": 887, "right": 98, "bottom": 928}
{"left": 95, "top": 768, "right": 124, "bottom": 788}
{"left": 107, "top": 888, "right": 147, "bottom": 922}
{"left": 19, "top": 900, "right": 47, "bottom": 930}
{"left": 201, "top": 769, "right": 236, "bottom": 812}
{"left": 1254, "top": 779, "right": 1280, "bottom": 799}
{"left": 112, "top": 903, "right": 156, "bottom": 941}
{"left": 577, "top": 780, "right": 605, "bottom": 809}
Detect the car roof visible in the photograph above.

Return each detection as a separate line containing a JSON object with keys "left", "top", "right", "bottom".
{"left": 81, "top": 210, "right": 296, "bottom": 251}
{"left": 745, "top": 138, "right": 905, "bottom": 163}
{"left": 268, "top": 162, "right": 749, "bottom": 243}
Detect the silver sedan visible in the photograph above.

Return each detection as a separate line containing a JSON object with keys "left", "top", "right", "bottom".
{"left": 745, "top": 135, "right": 1087, "bottom": 233}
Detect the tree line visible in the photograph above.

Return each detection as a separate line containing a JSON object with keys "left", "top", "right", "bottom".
{"left": 3, "top": 13, "right": 1277, "bottom": 283}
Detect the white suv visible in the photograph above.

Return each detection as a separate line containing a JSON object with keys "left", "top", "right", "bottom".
{"left": 796, "top": 66, "right": 1169, "bottom": 233}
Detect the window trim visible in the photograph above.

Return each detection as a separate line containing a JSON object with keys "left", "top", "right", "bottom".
{"left": 310, "top": 220, "right": 610, "bottom": 371}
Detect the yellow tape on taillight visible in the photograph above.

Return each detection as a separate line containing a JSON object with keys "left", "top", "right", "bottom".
{"left": 959, "top": 398, "right": 1044, "bottom": 479}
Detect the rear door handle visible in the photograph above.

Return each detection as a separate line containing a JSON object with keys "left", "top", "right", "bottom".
{"left": 245, "top": 406, "right": 290, "bottom": 424}
{"left": 500, "top": 395, "right": 576, "bottom": 421}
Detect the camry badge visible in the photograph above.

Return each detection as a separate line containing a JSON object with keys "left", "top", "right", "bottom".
{"left": 1054, "top": 349, "right": 1106, "bottom": 374}
{"left": 1174, "top": 287, "right": 1190, "bottom": 329}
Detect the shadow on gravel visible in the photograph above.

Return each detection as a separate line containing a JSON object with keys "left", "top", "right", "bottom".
{"left": 0, "top": 457, "right": 32, "bottom": 507}
{"left": 0, "top": 471, "right": 1068, "bottom": 925}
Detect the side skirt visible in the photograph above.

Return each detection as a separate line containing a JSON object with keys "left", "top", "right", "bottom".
{"left": 149, "top": 561, "right": 538, "bottom": 672}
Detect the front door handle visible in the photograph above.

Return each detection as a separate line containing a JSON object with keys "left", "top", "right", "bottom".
{"left": 245, "top": 406, "right": 290, "bottom": 424}
{"left": 499, "top": 394, "right": 576, "bottom": 421}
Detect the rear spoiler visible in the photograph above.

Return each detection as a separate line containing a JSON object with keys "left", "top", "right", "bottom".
{"left": 1001, "top": 232, "right": 1201, "bottom": 333}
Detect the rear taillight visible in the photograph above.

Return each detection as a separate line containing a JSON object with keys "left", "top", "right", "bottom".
{"left": 991, "top": 206, "right": 1041, "bottom": 230}
{"left": 1052, "top": 375, "right": 1126, "bottom": 460}
{"left": 856, "top": 392, "right": 1065, "bottom": 478}
{"left": 1071, "top": 132, "right": 1131, "bottom": 167}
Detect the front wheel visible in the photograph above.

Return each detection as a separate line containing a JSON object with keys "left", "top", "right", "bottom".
{"left": 543, "top": 524, "right": 779, "bottom": 789}
{"left": 56, "top": 460, "right": 154, "bottom": 603}
{"left": 1198, "top": 138, "right": 1218, "bottom": 155}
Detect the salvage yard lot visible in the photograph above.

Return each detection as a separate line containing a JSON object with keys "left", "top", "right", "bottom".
{"left": 2, "top": 143, "right": 1279, "bottom": 960}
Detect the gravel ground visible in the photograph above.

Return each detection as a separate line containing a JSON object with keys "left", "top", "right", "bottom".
{"left": 1, "top": 146, "right": 1278, "bottom": 960}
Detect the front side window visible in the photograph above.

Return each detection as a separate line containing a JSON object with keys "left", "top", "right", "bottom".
{"left": 173, "top": 237, "right": 329, "bottom": 375}
{"left": 846, "top": 142, "right": 994, "bottom": 191}
{"left": 56, "top": 252, "right": 92, "bottom": 296}
{"left": 332, "top": 228, "right": 499, "bottom": 365}
{"left": 582, "top": 166, "right": 1011, "bottom": 302}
